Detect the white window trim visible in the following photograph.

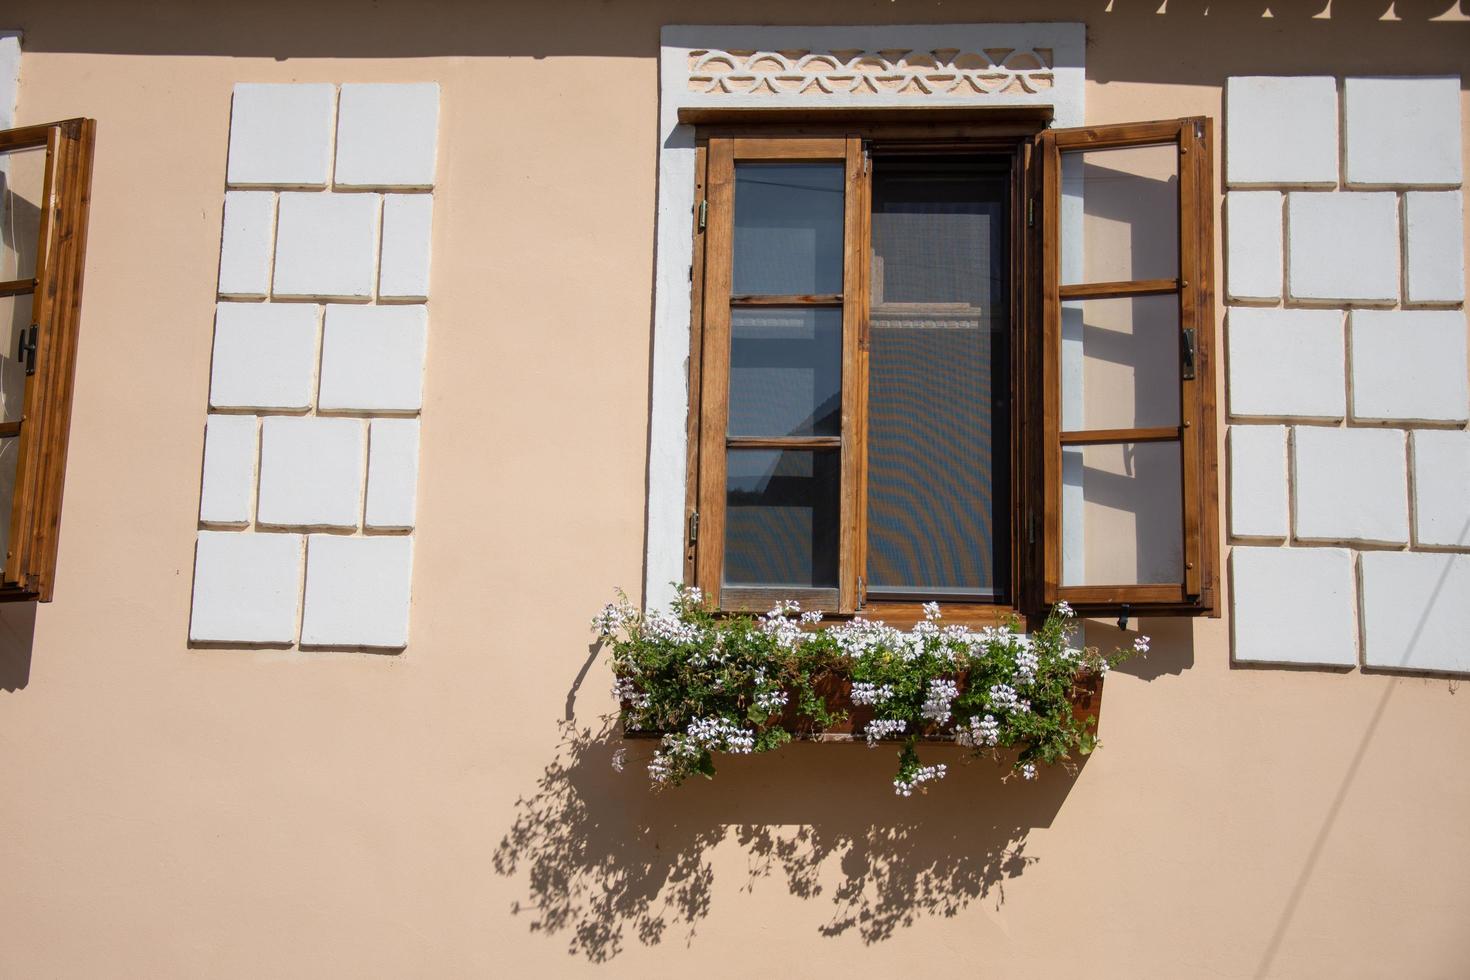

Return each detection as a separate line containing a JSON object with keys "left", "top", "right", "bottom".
{"left": 645, "top": 23, "right": 1086, "bottom": 610}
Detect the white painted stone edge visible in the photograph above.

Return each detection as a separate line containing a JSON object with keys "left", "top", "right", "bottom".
{"left": 0, "top": 30, "right": 19, "bottom": 131}
{"left": 644, "top": 23, "right": 1086, "bottom": 611}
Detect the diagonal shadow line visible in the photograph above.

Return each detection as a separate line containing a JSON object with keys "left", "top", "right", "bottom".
{"left": 1254, "top": 518, "right": 1468, "bottom": 979}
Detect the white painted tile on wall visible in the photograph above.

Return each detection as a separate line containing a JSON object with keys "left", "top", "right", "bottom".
{"left": 1412, "top": 430, "right": 1470, "bottom": 548}
{"left": 1292, "top": 426, "right": 1408, "bottom": 545}
{"left": 1344, "top": 75, "right": 1463, "bottom": 188}
{"left": 1230, "top": 546, "right": 1357, "bottom": 666}
{"left": 1229, "top": 425, "right": 1289, "bottom": 539}
{"left": 1286, "top": 192, "right": 1399, "bottom": 304}
{"left": 317, "top": 304, "right": 427, "bottom": 412}
{"left": 199, "top": 415, "right": 257, "bottom": 526}
{"left": 1403, "top": 191, "right": 1466, "bottom": 304}
{"left": 256, "top": 417, "right": 365, "bottom": 529}
{"left": 335, "top": 83, "right": 440, "bottom": 189}
{"left": 209, "top": 303, "right": 319, "bottom": 411}
{"left": 189, "top": 531, "right": 303, "bottom": 644}
{"left": 226, "top": 83, "right": 336, "bottom": 188}
{"left": 272, "top": 192, "right": 379, "bottom": 299}
{"left": 1350, "top": 310, "right": 1469, "bottom": 423}
{"left": 1226, "top": 191, "right": 1283, "bottom": 302}
{"left": 1227, "top": 308, "right": 1345, "bottom": 419}
{"left": 1224, "top": 76, "right": 1338, "bottom": 187}
{"left": 301, "top": 535, "right": 413, "bottom": 648}
{"left": 1361, "top": 552, "right": 1470, "bottom": 674}
{"left": 379, "top": 194, "right": 434, "bottom": 299}
{"left": 365, "top": 419, "right": 420, "bottom": 530}
{"left": 217, "top": 191, "right": 275, "bottom": 297}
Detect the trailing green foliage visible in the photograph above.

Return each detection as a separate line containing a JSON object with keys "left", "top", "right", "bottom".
{"left": 597, "top": 587, "right": 1147, "bottom": 795}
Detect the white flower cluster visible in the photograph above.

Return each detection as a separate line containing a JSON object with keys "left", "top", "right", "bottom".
{"left": 921, "top": 678, "right": 960, "bottom": 725}
{"left": 592, "top": 599, "right": 634, "bottom": 638}
{"left": 648, "top": 753, "right": 673, "bottom": 783}
{"left": 611, "top": 747, "right": 627, "bottom": 772}
{"left": 684, "top": 716, "right": 755, "bottom": 754}
{"left": 760, "top": 600, "right": 803, "bottom": 650}
{"left": 922, "top": 601, "right": 942, "bottom": 621}
{"left": 1021, "top": 762, "right": 1038, "bottom": 781}
{"left": 956, "top": 713, "right": 1001, "bottom": 748}
{"left": 611, "top": 676, "right": 652, "bottom": 710}
{"left": 987, "top": 683, "right": 1030, "bottom": 715}
{"left": 643, "top": 608, "right": 703, "bottom": 645}
{"left": 1014, "top": 648, "right": 1039, "bottom": 685}
{"left": 850, "top": 682, "right": 894, "bottom": 706}
{"left": 799, "top": 610, "right": 824, "bottom": 625}
{"left": 1054, "top": 600, "right": 1073, "bottom": 617}
{"left": 828, "top": 617, "right": 905, "bottom": 657}
{"left": 1134, "top": 635, "right": 1151, "bottom": 654}
{"left": 754, "top": 689, "right": 789, "bottom": 712}
{"left": 894, "top": 763, "right": 947, "bottom": 796}
{"left": 864, "top": 718, "right": 907, "bottom": 747}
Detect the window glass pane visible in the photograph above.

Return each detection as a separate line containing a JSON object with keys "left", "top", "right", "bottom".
{"left": 1061, "top": 440, "right": 1182, "bottom": 586}
{"left": 1060, "top": 294, "right": 1180, "bottom": 431}
{"left": 728, "top": 307, "right": 841, "bottom": 438}
{"left": 866, "top": 157, "right": 1010, "bottom": 596}
{"left": 1060, "top": 143, "right": 1178, "bottom": 286}
{"left": 0, "top": 293, "right": 31, "bottom": 422}
{"left": 724, "top": 449, "right": 839, "bottom": 588}
{"left": 0, "top": 145, "right": 47, "bottom": 282}
{"left": 732, "top": 163, "right": 844, "bottom": 296}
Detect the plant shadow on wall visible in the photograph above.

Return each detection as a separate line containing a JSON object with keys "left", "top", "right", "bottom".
{"left": 494, "top": 711, "right": 1081, "bottom": 962}
{"left": 494, "top": 598, "right": 1166, "bottom": 962}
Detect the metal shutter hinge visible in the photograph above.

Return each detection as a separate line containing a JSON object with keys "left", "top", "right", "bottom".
{"left": 687, "top": 510, "right": 699, "bottom": 544}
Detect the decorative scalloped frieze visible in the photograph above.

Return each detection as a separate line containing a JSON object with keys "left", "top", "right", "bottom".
{"left": 686, "top": 46, "right": 1055, "bottom": 97}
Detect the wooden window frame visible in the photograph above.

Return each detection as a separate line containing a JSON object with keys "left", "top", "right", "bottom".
{"left": 682, "top": 113, "right": 1218, "bottom": 626}
{"left": 0, "top": 118, "right": 96, "bottom": 602}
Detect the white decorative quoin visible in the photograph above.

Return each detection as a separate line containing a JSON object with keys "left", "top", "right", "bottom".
{"left": 645, "top": 25, "right": 1085, "bottom": 612}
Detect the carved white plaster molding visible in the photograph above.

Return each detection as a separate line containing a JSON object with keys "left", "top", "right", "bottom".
{"left": 645, "top": 24, "right": 1086, "bottom": 611}
{"left": 0, "top": 31, "right": 20, "bottom": 131}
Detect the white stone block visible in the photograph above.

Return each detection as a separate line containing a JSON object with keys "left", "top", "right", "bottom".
{"left": 1404, "top": 191, "right": 1466, "bottom": 304}
{"left": 226, "top": 83, "right": 336, "bottom": 188}
{"left": 1287, "top": 192, "right": 1399, "bottom": 304}
{"left": 1292, "top": 426, "right": 1407, "bottom": 545}
{"left": 217, "top": 191, "right": 275, "bottom": 297}
{"left": 1361, "top": 552, "right": 1470, "bottom": 674}
{"left": 301, "top": 535, "right": 413, "bottom": 648}
{"left": 1227, "top": 308, "right": 1345, "bottom": 419}
{"left": 1229, "top": 425, "right": 1288, "bottom": 539}
{"left": 1225, "top": 76, "right": 1339, "bottom": 187}
{"left": 317, "top": 304, "right": 426, "bottom": 412}
{"left": 199, "top": 415, "right": 257, "bottom": 526}
{"left": 1230, "top": 546, "right": 1357, "bottom": 666}
{"left": 272, "top": 192, "right": 379, "bottom": 299}
{"left": 366, "top": 419, "right": 420, "bottom": 530}
{"left": 334, "top": 83, "right": 440, "bottom": 189}
{"left": 1413, "top": 429, "right": 1470, "bottom": 548}
{"left": 1226, "top": 191, "right": 1283, "bottom": 302}
{"left": 256, "top": 417, "right": 365, "bottom": 529}
{"left": 1350, "top": 310, "right": 1468, "bottom": 423}
{"left": 209, "top": 303, "right": 319, "bottom": 411}
{"left": 1344, "top": 76, "right": 1462, "bottom": 188}
{"left": 189, "top": 531, "right": 302, "bottom": 644}
{"left": 379, "top": 195, "right": 434, "bottom": 299}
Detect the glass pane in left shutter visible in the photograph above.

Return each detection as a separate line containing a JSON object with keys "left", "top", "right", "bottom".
{"left": 732, "top": 163, "right": 844, "bottom": 295}
{"left": 0, "top": 144, "right": 46, "bottom": 282}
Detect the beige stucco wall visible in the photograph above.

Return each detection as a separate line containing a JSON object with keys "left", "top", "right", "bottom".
{"left": 1, "top": 1, "right": 1467, "bottom": 976}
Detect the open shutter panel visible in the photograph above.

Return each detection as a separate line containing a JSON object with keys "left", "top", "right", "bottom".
{"left": 1039, "top": 118, "right": 1218, "bottom": 616}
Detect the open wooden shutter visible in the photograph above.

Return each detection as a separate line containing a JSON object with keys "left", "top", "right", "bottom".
{"left": 1038, "top": 118, "right": 1218, "bottom": 615}
{"left": 692, "top": 136, "right": 867, "bottom": 613}
{"left": 0, "top": 119, "right": 95, "bottom": 601}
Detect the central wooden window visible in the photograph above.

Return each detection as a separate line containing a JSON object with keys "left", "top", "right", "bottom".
{"left": 684, "top": 115, "right": 1220, "bottom": 625}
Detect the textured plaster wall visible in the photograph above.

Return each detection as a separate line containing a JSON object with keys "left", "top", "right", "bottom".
{"left": 0, "top": 3, "right": 1467, "bottom": 978}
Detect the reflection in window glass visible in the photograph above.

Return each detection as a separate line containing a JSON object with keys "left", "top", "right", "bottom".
{"left": 1061, "top": 440, "right": 1182, "bottom": 586}
{"left": 732, "top": 163, "right": 844, "bottom": 296}
{"left": 0, "top": 145, "right": 47, "bottom": 282}
{"left": 1060, "top": 142, "right": 1178, "bottom": 285}
{"left": 724, "top": 449, "right": 839, "bottom": 588}
{"left": 1060, "top": 294, "right": 1180, "bottom": 431}
{"left": 728, "top": 308, "right": 842, "bottom": 438}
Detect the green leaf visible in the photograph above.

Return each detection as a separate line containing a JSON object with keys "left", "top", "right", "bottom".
{"left": 696, "top": 750, "right": 716, "bottom": 778}
{"left": 747, "top": 705, "right": 769, "bottom": 723}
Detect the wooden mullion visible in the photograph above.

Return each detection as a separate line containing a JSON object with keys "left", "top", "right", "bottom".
{"left": 1057, "top": 584, "right": 1186, "bottom": 604}
{"left": 1039, "top": 129, "right": 1061, "bottom": 604}
{"left": 729, "top": 294, "right": 843, "bottom": 306}
{"left": 1058, "top": 278, "right": 1179, "bottom": 300}
{"left": 683, "top": 142, "right": 710, "bottom": 587}
{"left": 1059, "top": 426, "right": 1179, "bottom": 446}
{"left": 837, "top": 136, "right": 864, "bottom": 614}
{"left": 726, "top": 436, "right": 841, "bottom": 450}
{"left": 1050, "top": 119, "right": 1185, "bottom": 151}
{"left": 0, "top": 279, "right": 36, "bottom": 298}
{"left": 1177, "top": 119, "right": 1204, "bottom": 600}
{"left": 854, "top": 139, "right": 873, "bottom": 612}
{"left": 718, "top": 587, "right": 840, "bottom": 614}
{"left": 1196, "top": 117, "right": 1222, "bottom": 616}
{"left": 0, "top": 125, "right": 53, "bottom": 152}
{"left": 695, "top": 139, "right": 736, "bottom": 605}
